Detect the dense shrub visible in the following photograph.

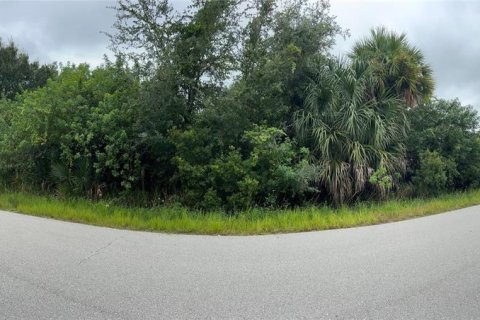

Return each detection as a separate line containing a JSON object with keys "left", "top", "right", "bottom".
{"left": 172, "top": 125, "right": 317, "bottom": 210}
{"left": 0, "top": 63, "right": 145, "bottom": 196}
{"left": 407, "top": 99, "right": 480, "bottom": 191}
{"left": 413, "top": 150, "right": 454, "bottom": 196}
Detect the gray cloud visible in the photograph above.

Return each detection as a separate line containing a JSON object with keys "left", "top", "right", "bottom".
{"left": 0, "top": 1, "right": 116, "bottom": 65}
{"left": 330, "top": 0, "right": 480, "bottom": 110}
{"left": 0, "top": 0, "right": 479, "bottom": 109}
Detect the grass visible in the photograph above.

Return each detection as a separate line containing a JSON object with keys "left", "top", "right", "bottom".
{"left": 0, "top": 190, "right": 479, "bottom": 235}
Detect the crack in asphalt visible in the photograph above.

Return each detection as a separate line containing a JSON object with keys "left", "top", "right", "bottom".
{"left": 77, "top": 236, "right": 124, "bottom": 266}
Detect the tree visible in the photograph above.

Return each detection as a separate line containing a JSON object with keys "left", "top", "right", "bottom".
{"left": 110, "top": 0, "right": 242, "bottom": 114}
{"left": 110, "top": 0, "right": 345, "bottom": 129}
{"left": 350, "top": 27, "right": 434, "bottom": 107}
{"left": 0, "top": 39, "right": 57, "bottom": 99}
{"left": 407, "top": 98, "right": 480, "bottom": 190}
{"left": 295, "top": 59, "right": 407, "bottom": 205}
{"left": 236, "top": 0, "right": 345, "bottom": 130}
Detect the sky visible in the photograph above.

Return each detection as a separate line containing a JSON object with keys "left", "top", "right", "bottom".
{"left": 0, "top": 0, "right": 479, "bottom": 109}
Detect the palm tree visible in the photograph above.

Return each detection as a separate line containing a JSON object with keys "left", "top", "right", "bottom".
{"left": 350, "top": 27, "right": 434, "bottom": 107}
{"left": 295, "top": 59, "right": 407, "bottom": 205}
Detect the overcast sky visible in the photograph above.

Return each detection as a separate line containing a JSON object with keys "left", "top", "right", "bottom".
{"left": 0, "top": 0, "right": 479, "bottom": 109}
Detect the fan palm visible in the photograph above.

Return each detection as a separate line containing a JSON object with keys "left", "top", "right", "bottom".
{"left": 295, "top": 59, "right": 407, "bottom": 205}
{"left": 350, "top": 26, "right": 434, "bottom": 107}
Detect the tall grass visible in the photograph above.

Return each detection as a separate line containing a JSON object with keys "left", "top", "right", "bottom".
{"left": 0, "top": 190, "right": 479, "bottom": 235}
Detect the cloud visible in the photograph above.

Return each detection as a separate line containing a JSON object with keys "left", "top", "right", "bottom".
{"left": 330, "top": 0, "right": 480, "bottom": 110}
{"left": 0, "top": 0, "right": 478, "bottom": 109}
{"left": 0, "top": 1, "right": 116, "bottom": 64}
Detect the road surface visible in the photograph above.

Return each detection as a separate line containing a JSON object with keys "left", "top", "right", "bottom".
{"left": 1, "top": 206, "right": 480, "bottom": 319}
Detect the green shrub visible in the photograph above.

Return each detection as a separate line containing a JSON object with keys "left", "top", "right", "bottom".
{"left": 407, "top": 99, "right": 480, "bottom": 190}
{"left": 173, "top": 125, "right": 317, "bottom": 210}
{"left": 413, "top": 150, "right": 454, "bottom": 196}
{"left": 369, "top": 167, "right": 396, "bottom": 200}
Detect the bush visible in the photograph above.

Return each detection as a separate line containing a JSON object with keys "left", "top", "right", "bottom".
{"left": 242, "top": 126, "right": 317, "bottom": 206}
{"left": 172, "top": 125, "right": 317, "bottom": 210}
{"left": 407, "top": 99, "right": 480, "bottom": 190}
{"left": 413, "top": 150, "right": 455, "bottom": 196}
{"left": 0, "top": 62, "right": 151, "bottom": 197}
{"left": 368, "top": 167, "right": 395, "bottom": 200}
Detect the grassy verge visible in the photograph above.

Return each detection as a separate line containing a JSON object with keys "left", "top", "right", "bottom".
{"left": 0, "top": 190, "right": 479, "bottom": 235}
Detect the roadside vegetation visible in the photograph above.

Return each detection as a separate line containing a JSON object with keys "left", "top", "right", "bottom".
{"left": 0, "top": 0, "right": 479, "bottom": 234}
{"left": 1, "top": 190, "right": 479, "bottom": 235}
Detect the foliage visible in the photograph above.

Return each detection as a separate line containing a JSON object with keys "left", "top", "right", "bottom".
{"left": 110, "top": 0, "right": 243, "bottom": 114}
{"left": 242, "top": 125, "right": 318, "bottom": 206}
{"left": 237, "top": 0, "right": 345, "bottom": 129}
{"left": 111, "top": 0, "right": 345, "bottom": 130}
{"left": 0, "top": 39, "right": 57, "bottom": 99}
{"left": 369, "top": 167, "right": 397, "bottom": 200}
{"left": 0, "top": 62, "right": 146, "bottom": 197}
{"left": 407, "top": 99, "right": 480, "bottom": 191}
{"left": 295, "top": 59, "right": 407, "bottom": 205}
{"left": 5, "top": 0, "right": 479, "bottom": 215}
{"left": 172, "top": 125, "right": 316, "bottom": 210}
{"left": 413, "top": 150, "right": 453, "bottom": 197}
{"left": 350, "top": 27, "right": 434, "bottom": 107}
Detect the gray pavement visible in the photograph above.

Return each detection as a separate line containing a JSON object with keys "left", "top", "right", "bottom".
{"left": 1, "top": 206, "right": 480, "bottom": 319}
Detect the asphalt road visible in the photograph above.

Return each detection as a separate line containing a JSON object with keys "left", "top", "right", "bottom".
{"left": 1, "top": 206, "right": 480, "bottom": 320}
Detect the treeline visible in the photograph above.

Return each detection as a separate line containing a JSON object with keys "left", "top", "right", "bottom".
{"left": 1, "top": 0, "right": 479, "bottom": 211}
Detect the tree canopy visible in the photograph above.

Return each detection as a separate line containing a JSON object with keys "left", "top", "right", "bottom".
{"left": 0, "top": 39, "right": 57, "bottom": 99}
{"left": 350, "top": 27, "right": 434, "bottom": 107}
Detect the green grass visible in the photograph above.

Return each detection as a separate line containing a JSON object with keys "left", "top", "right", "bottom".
{"left": 0, "top": 190, "right": 479, "bottom": 235}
